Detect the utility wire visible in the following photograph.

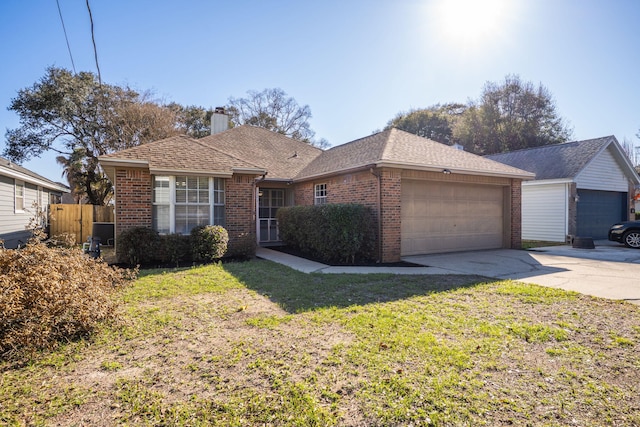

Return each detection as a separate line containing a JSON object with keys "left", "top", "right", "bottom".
{"left": 85, "top": 0, "right": 101, "bottom": 84}
{"left": 56, "top": 0, "right": 76, "bottom": 73}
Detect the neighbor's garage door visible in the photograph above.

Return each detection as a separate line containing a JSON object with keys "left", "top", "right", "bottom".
{"left": 401, "top": 180, "right": 504, "bottom": 256}
{"left": 576, "top": 189, "right": 627, "bottom": 239}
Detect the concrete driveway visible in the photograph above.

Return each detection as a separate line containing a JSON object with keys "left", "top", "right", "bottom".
{"left": 403, "top": 240, "right": 640, "bottom": 304}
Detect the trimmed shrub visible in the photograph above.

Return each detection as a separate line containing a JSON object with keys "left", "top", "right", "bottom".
{"left": 0, "top": 238, "right": 136, "bottom": 360}
{"left": 160, "top": 234, "right": 192, "bottom": 267}
{"left": 277, "top": 204, "right": 375, "bottom": 264}
{"left": 227, "top": 232, "right": 257, "bottom": 260}
{"left": 191, "top": 225, "right": 229, "bottom": 262}
{"left": 117, "top": 227, "right": 162, "bottom": 265}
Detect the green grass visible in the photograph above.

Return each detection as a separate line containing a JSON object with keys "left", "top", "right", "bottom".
{"left": 1, "top": 259, "right": 639, "bottom": 426}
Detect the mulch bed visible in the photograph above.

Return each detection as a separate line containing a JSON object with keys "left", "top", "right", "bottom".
{"left": 267, "top": 245, "right": 425, "bottom": 267}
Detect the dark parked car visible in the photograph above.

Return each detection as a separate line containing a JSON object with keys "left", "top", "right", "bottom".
{"left": 608, "top": 221, "right": 640, "bottom": 248}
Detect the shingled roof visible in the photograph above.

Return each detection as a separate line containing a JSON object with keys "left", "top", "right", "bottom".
{"left": 99, "top": 133, "right": 266, "bottom": 178}
{"left": 1, "top": 156, "right": 68, "bottom": 192}
{"left": 297, "top": 128, "right": 534, "bottom": 180}
{"left": 199, "top": 125, "right": 323, "bottom": 180}
{"left": 100, "top": 126, "right": 534, "bottom": 182}
{"left": 485, "top": 136, "right": 630, "bottom": 180}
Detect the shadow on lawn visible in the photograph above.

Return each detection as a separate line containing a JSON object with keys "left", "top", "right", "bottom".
{"left": 223, "top": 259, "right": 490, "bottom": 314}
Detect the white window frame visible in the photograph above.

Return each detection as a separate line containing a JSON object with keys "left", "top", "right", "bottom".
{"left": 314, "top": 183, "right": 327, "bottom": 205}
{"left": 152, "top": 175, "right": 225, "bottom": 234}
{"left": 15, "top": 180, "right": 25, "bottom": 213}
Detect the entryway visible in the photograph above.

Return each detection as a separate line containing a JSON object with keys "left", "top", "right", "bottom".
{"left": 258, "top": 188, "right": 285, "bottom": 244}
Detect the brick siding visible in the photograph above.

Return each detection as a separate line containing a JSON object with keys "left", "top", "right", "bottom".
{"left": 115, "top": 168, "right": 152, "bottom": 239}
{"left": 510, "top": 179, "right": 522, "bottom": 249}
{"left": 114, "top": 168, "right": 258, "bottom": 257}
{"left": 225, "top": 174, "right": 257, "bottom": 255}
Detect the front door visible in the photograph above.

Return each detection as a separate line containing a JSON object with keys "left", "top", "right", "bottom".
{"left": 258, "top": 189, "right": 284, "bottom": 243}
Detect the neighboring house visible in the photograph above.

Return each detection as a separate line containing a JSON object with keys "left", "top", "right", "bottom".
{"left": 0, "top": 157, "right": 69, "bottom": 248}
{"left": 487, "top": 136, "right": 640, "bottom": 241}
{"left": 99, "top": 117, "right": 533, "bottom": 262}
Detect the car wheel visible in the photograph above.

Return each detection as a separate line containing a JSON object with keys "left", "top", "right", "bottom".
{"left": 623, "top": 230, "right": 640, "bottom": 249}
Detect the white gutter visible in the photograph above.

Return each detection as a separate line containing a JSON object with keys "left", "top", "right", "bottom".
{"left": 0, "top": 166, "right": 69, "bottom": 192}
{"left": 375, "top": 161, "right": 536, "bottom": 180}
{"left": 523, "top": 178, "right": 574, "bottom": 186}
{"left": 149, "top": 168, "right": 233, "bottom": 177}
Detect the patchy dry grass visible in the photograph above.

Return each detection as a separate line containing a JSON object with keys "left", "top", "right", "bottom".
{"left": 1, "top": 259, "right": 639, "bottom": 426}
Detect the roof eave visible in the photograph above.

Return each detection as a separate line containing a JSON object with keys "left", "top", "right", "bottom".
{"left": 97, "top": 157, "right": 149, "bottom": 168}
{"left": 293, "top": 164, "right": 376, "bottom": 182}
{"left": 232, "top": 167, "right": 268, "bottom": 175}
{"left": 523, "top": 178, "right": 574, "bottom": 186}
{"left": 375, "top": 161, "right": 536, "bottom": 180}
{"left": 149, "top": 168, "right": 233, "bottom": 178}
{"left": 0, "top": 166, "right": 69, "bottom": 192}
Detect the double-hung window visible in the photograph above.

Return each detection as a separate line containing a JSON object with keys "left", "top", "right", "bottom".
{"left": 152, "top": 175, "right": 225, "bottom": 234}
{"left": 314, "top": 183, "right": 327, "bottom": 205}
{"left": 15, "top": 180, "right": 25, "bottom": 212}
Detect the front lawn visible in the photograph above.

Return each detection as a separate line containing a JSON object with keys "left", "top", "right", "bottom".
{"left": 2, "top": 260, "right": 639, "bottom": 426}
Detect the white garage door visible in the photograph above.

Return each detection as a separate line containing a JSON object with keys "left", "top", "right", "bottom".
{"left": 401, "top": 180, "right": 504, "bottom": 256}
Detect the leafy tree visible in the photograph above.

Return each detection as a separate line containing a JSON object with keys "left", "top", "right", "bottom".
{"left": 385, "top": 103, "right": 466, "bottom": 144}
{"left": 227, "top": 88, "right": 326, "bottom": 147}
{"left": 4, "top": 67, "right": 183, "bottom": 205}
{"left": 453, "top": 75, "right": 573, "bottom": 154}
{"left": 170, "top": 103, "right": 214, "bottom": 138}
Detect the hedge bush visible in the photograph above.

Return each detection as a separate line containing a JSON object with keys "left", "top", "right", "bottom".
{"left": 117, "top": 226, "right": 235, "bottom": 266}
{"left": 0, "top": 237, "right": 136, "bottom": 360}
{"left": 116, "top": 227, "right": 162, "bottom": 265}
{"left": 159, "top": 234, "right": 192, "bottom": 267}
{"left": 191, "top": 225, "right": 229, "bottom": 262}
{"left": 277, "top": 204, "right": 375, "bottom": 264}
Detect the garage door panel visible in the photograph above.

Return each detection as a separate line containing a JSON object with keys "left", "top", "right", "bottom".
{"left": 401, "top": 180, "right": 504, "bottom": 256}
{"left": 576, "top": 190, "right": 626, "bottom": 239}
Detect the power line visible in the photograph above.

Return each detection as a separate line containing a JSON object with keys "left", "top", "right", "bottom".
{"left": 85, "top": 0, "right": 101, "bottom": 84}
{"left": 56, "top": 0, "right": 76, "bottom": 73}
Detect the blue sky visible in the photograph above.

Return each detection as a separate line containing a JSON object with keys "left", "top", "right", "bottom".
{"left": 1, "top": 0, "right": 639, "bottom": 183}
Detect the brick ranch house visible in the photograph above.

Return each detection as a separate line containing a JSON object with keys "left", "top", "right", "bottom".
{"left": 99, "top": 116, "right": 534, "bottom": 263}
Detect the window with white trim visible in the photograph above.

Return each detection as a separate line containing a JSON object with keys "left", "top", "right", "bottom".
{"left": 314, "top": 183, "right": 327, "bottom": 205}
{"left": 15, "top": 180, "right": 25, "bottom": 212}
{"left": 152, "top": 175, "right": 225, "bottom": 234}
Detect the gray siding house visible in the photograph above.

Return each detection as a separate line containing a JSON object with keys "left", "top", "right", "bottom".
{"left": 0, "top": 157, "right": 68, "bottom": 248}
{"left": 487, "top": 136, "right": 640, "bottom": 241}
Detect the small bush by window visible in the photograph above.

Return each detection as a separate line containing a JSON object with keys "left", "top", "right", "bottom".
{"left": 191, "top": 225, "right": 229, "bottom": 262}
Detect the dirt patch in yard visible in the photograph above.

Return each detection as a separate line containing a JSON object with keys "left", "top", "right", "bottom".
{"left": 6, "top": 263, "right": 640, "bottom": 426}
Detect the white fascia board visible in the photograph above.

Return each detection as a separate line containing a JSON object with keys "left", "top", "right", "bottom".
{"left": 375, "top": 161, "right": 536, "bottom": 180}
{"left": 232, "top": 167, "right": 267, "bottom": 175}
{"left": 97, "top": 157, "right": 149, "bottom": 168}
{"left": 523, "top": 178, "right": 574, "bottom": 186}
{"left": 0, "top": 167, "right": 69, "bottom": 192}
{"left": 149, "top": 168, "right": 233, "bottom": 178}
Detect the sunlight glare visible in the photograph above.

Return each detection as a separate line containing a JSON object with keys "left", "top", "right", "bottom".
{"left": 431, "top": 0, "right": 512, "bottom": 49}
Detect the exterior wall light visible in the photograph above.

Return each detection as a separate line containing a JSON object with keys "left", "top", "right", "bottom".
{"left": 443, "top": 169, "right": 452, "bottom": 174}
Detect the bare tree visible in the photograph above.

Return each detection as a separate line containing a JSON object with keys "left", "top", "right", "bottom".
{"left": 227, "top": 88, "right": 326, "bottom": 146}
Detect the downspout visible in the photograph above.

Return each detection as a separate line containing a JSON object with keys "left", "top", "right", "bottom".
{"left": 254, "top": 173, "right": 267, "bottom": 246}
{"left": 370, "top": 168, "right": 383, "bottom": 263}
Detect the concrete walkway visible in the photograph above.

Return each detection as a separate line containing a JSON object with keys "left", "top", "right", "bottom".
{"left": 256, "top": 247, "right": 437, "bottom": 275}
{"left": 256, "top": 242, "right": 640, "bottom": 304}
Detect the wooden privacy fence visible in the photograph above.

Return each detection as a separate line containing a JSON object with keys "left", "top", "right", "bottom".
{"left": 49, "top": 204, "right": 114, "bottom": 245}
